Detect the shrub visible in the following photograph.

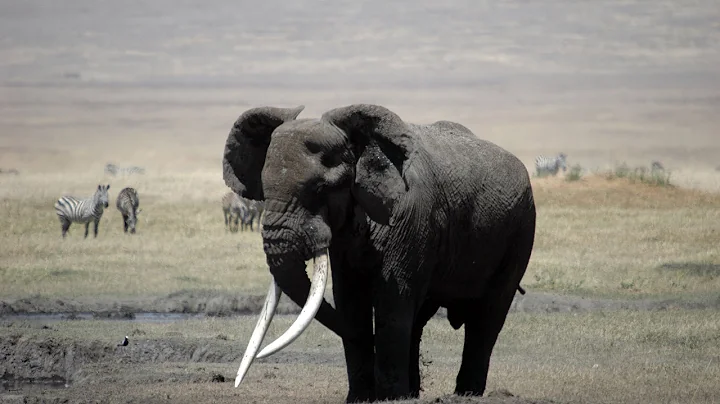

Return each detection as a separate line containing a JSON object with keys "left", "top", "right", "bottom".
{"left": 565, "top": 164, "right": 583, "bottom": 182}
{"left": 604, "top": 162, "right": 672, "bottom": 187}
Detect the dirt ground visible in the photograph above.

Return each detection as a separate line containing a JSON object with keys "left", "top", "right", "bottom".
{"left": 2, "top": 293, "right": 720, "bottom": 404}
{"left": 0, "top": 315, "right": 561, "bottom": 404}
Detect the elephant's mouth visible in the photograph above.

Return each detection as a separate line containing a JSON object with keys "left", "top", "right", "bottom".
{"left": 234, "top": 248, "right": 330, "bottom": 388}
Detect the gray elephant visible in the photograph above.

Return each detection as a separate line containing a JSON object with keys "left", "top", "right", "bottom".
{"left": 223, "top": 104, "right": 536, "bottom": 402}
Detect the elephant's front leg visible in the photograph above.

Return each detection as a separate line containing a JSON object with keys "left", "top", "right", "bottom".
{"left": 331, "top": 252, "right": 375, "bottom": 403}
{"left": 373, "top": 285, "right": 416, "bottom": 401}
{"left": 409, "top": 298, "right": 440, "bottom": 397}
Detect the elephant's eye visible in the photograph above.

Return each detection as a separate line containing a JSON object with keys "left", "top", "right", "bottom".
{"left": 305, "top": 141, "right": 323, "bottom": 154}
{"left": 321, "top": 152, "right": 343, "bottom": 168}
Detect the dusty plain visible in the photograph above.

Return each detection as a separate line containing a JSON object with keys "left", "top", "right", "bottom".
{"left": 1, "top": 0, "right": 720, "bottom": 403}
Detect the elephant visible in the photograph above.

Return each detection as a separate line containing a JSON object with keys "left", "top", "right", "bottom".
{"left": 223, "top": 104, "right": 536, "bottom": 402}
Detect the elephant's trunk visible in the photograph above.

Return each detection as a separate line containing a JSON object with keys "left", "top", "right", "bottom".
{"left": 234, "top": 201, "right": 346, "bottom": 389}
{"left": 259, "top": 199, "right": 341, "bottom": 335}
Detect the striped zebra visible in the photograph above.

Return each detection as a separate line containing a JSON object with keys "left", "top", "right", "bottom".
{"left": 534, "top": 153, "right": 568, "bottom": 177}
{"left": 241, "top": 199, "right": 264, "bottom": 232}
{"left": 222, "top": 191, "right": 247, "bottom": 233}
{"left": 105, "top": 163, "right": 146, "bottom": 177}
{"left": 116, "top": 187, "right": 141, "bottom": 234}
{"left": 651, "top": 160, "right": 665, "bottom": 173}
{"left": 54, "top": 184, "right": 110, "bottom": 238}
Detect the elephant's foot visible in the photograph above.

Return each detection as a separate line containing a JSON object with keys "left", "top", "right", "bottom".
{"left": 345, "top": 390, "right": 376, "bottom": 404}
{"left": 454, "top": 383, "right": 486, "bottom": 397}
{"left": 344, "top": 360, "right": 376, "bottom": 403}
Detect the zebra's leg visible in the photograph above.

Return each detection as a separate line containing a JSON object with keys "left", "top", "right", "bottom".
{"left": 94, "top": 219, "right": 99, "bottom": 238}
{"left": 224, "top": 210, "right": 229, "bottom": 230}
{"left": 84, "top": 222, "right": 90, "bottom": 238}
{"left": 61, "top": 220, "right": 70, "bottom": 238}
{"left": 123, "top": 214, "right": 129, "bottom": 233}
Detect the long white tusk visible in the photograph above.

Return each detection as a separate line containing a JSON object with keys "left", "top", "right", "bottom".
{"left": 234, "top": 280, "right": 282, "bottom": 388}
{"left": 255, "top": 250, "right": 329, "bottom": 359}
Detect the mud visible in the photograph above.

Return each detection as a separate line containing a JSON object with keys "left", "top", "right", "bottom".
{"left": 0, "top": 319, "right": 344, "bottom": 403}
{"left": 2, "top": 290, "right": 717, "bottom": 403}
{"left": 2, "top": 290, "right": 719, "bottom": 321}
{"left": 0, "top": 318, "right": 556, "bottom": 404}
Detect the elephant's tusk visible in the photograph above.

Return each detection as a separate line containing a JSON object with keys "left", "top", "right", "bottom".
{"left": 255, "top": 250, "right": 329, "bottom": 359}
{"left": 234, "top": 280, "right": 282, "bottom": 388}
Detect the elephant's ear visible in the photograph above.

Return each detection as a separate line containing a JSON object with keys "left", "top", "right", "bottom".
{"left": 223, "top": 105, "right": 305, "bottom": 200}
{"left": 321, "top": 104, "right": 415, "bottom": 226}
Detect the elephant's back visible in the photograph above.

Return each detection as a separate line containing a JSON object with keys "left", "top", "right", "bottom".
{"left": 415, "top": 122, "right": 531, "bottom": 192}
{"left": 408, "top": 123, "right": 535, "bottom": 300}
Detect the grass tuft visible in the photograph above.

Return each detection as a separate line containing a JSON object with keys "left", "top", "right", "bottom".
{"left": 603, "top": 162, "right": 673, "bottom": 187}
{"left": 565, "top": 164, "right": 584, "bottom": 182}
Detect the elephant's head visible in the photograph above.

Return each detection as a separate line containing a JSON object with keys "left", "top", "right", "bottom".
{"left": 223, "top": 104, "right": 415, "bottom": 386}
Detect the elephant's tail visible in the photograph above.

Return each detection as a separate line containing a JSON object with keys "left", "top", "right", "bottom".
{"left": 517, "top": 285, "right": 526, "bottom": 295}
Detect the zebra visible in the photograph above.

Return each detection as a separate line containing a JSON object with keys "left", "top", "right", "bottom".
{"left": 240, "top": 199, "right": 264, "bottom": 232}
{"left": 105, "top": 163, "right": 145, "bottom": 177}
{"left": 222, "top": 191, "right": 247, "bottom": 232}
{"left": 651, "top": 160, "right": 665, "bottom": 173}
{"left": 534, "top": 153, "right": 568, "bottom": 177}
{"left": 54, "top": 184, "right": 110, "bottom": 238}
{"left": 116, "top": 187, "right": 141, "bottom": 234}
{"left": 0, "top": 168, "right": 19, "bottom": 175}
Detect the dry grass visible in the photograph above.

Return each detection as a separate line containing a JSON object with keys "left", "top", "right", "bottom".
{"left": 0, "top": 170, "right": 271, "bottom": 299}
{"left": 3, "top": 310, "right": 719, "bottom": 403}
{"left": 528, "top": 175, "right": 720, "bottom": 298}
{"left": 1, "top": 169, "right": 720, "bottom": 301}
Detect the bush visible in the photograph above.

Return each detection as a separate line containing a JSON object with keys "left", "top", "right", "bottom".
{"left": 604, "top": 162, "right": 672, "bottom": 187}
{"left": 565, "top": 164, "right": 583, "bottom": 182}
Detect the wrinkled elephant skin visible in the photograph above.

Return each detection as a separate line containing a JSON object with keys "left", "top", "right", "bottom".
{"left": 223, "top": 104, "right": 536, "bottom": 403}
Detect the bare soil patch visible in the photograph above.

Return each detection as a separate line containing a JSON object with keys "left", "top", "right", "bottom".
{"left": 3, "top": 309, "right": 719, "bottom": 404}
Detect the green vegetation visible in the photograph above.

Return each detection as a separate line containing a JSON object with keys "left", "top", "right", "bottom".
{"left": 603, "top": 162, "right": 673, "bottom": 187}
{"left": 565, "top": 164, "right": 584, "bottom": 182}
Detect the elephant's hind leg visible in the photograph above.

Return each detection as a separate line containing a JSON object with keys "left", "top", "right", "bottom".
{"left": 454, "top": 228, "right": 534, "bottom": 396}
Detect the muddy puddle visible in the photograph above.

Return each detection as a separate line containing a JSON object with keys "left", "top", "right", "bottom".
{"left": 0, "top": 312, "right": 209, "bottom": 323}
{"left": 1, "top": 377, "right": 69, "bottom": 394}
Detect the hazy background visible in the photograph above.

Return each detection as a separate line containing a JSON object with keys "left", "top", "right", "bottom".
{"left": 1, "top": 0, "right": 719, "bottom": 188}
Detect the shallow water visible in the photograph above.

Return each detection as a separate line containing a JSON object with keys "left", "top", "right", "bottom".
{"left": 0, "top": 376, "right": 69, "bottom": 393}
{"left": 0, "top": 311, "right": 210, "bottom": 323}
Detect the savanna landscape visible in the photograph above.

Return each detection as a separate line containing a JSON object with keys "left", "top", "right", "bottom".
{"left": 1, "top": 1, "right": 720, "bottom": 403}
